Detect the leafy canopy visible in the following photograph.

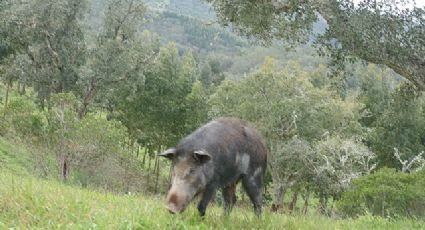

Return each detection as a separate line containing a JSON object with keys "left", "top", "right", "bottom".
{"left": 204, "top": 0, "right": 425, "bottom": 90}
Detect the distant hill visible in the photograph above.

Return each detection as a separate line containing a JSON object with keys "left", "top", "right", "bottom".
{"left": 144, "top": 11, "right": 246, "bottom": 54}
{"left": 145, "top": 0, "right": 216, "bottom": 21}
{"left": 88, "top": 0, "right": 244, "bottom": 53}
{"left": 87, "top": 0, "right": 327, "bottom": 78}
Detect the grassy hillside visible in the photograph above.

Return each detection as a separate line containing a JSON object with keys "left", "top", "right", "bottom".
{"left": 0, "top": 138, "right": 32, "bottom": 175}
{"left": 0, "top": 132, "right": 56, "bottom": 180}
{"left": 0, "top": 169, "right": 424, "bottom": 229}
{"left": 0, "top": 137, "right": 424, "bottom": 229}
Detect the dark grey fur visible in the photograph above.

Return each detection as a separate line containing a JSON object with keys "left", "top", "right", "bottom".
{"left": 163, "top": 117, "right": 267, "bottom": 216}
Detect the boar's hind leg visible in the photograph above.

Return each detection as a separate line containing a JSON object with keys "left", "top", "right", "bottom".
{"left": 197, "top": 186, "right": 216, "bottom": 216}
{"left": 242, "top": 174, "right": 263, "bottom": 216}
{"left": 222, "top": 183, "right": 237, "bottom": 214}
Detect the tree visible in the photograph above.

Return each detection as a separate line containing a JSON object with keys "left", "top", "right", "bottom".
{"left": 47, "top": 93, "right": 80, "bottom": 181}
{"left": 0, "top": 0, "right": 88, "bottom": 108}
{"left": 209, "top": 58, "right": 366, "bottom": 211}
{"left": 368, "top": 83, "right": 425, "bottom": 168}
{"left": 357, "top": 64, "right": 394, "bottom": 127}
{"left": 77, "top": 0, "right": 157, "bottom": 118}
{"left": 204, "top": 0, "right": 425, "bottom": 90}
{"left": 310, "top": 136, "right": 376, "bottom": 213}
{"left": 115, "top": 44, "right": 206, "bottom": 147}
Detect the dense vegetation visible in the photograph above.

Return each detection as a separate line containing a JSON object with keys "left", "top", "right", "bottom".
{"left": 205, "top": 0, "right": 425, "bottom": 90}
{"left": 0, "top": 0, "right": 424, "bottom": 228}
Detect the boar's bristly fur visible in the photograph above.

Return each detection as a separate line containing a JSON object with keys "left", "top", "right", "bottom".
{"left": 159, "top": 117, "right": 267, "bottom": 216}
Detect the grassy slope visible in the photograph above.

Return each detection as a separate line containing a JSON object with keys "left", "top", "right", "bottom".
{"left": 0, "top": 137, "right": 424, "bottom": 229}
{"left": 0, "top": 174, "right": 423, "bottom": 229}
{"left": 0, "top": 137, "right": 32, "bottom": 176}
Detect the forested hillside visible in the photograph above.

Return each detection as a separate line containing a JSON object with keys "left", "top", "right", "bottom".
{"left": 89, "top": 0, "right": 326, "bottom": 78}
{"left": 145, "top": 0, "right": 215, "bottom": 21}
{"left": 1, "top": 0, "right": 424, "bottom": 228}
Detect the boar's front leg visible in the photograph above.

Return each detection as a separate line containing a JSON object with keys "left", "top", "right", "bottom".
{"left": 197, "top": 186, "right": 216, "bottom": 216}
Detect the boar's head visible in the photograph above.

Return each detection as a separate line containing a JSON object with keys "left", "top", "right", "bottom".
{"left": 159, "top": 147, "right": 212, "bottom": 214}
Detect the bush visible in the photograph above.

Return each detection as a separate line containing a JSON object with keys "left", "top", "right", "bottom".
{"left": 337, "top": 167, "right": 425, "bottom": 218}
{"left": 0, "top": 96, "right": 46, "bottom": 137}
{"left": 67, "top": 114, "right": 146, "bottom": 193}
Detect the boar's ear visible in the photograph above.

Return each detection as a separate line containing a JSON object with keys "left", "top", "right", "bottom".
{"left": 193, "top": 150, "right": 212, "bottom": 164}
{"left": 158, "top": 147, "right": 177, "bottom": 160}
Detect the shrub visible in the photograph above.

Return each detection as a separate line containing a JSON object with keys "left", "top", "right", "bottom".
{"left": 337, "top": 167, "right": 425, "bottom": 218}
{"left": 68, "top": 114, "right": 146, "bottom": 193}
{"left": 1, "top": 96, "right": 46, "bottom": 137}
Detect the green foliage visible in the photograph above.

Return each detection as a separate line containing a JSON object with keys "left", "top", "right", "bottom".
{"left": 204, "top": 0, "right": 425, "bottom": 90}
{"left": 1, "top": 0, "right": 424, "bottom": 223}
{"left": 101, "top": 0, "right": 147, "bottom": 40}
{"left": 357, "top": 64, "right": 394, "bottom": 127}
{"left": 338, "top": 168, "right": 425, "bottom": 218}
{"left": 358, "top": 69, "right": 425, "bottom": 168}
{"left": 210, "top": 58, "right": 369, "bottom": 209}
{"left": 0, "top": 0, "right": 89, "bottom": 106}
{"left": 69, "top": 114, "right": 146, "bottom": 192}
{"left": 77, "top": 0, "right": 157, "bottom": 118}
{"left": 205, "top": 0, "right": 317, "bottom": 46}
{"left": 210, "top": 58, "right": 363, "bottom": 141}
{"left": 145, "top": 11, "right": 247, "bottom": 53}
{"left": 311, "top": 136, "right": 376, "bottom": 199}
{"left": 369, "top": 83, "right": 425, "bottom": 168}
{"left": 47, "top": 92, "right": 79, "bottom": 135}
{"left": 1, "top": 96, "right": 45, "bottom": 137}
{"left": 146, "top": 0, "right": 215, "bottom": 21}
{"left": 40, "top": 92, "right": 146, "bottom": 192}
{"left": 184, "top": 81, "right": 209, "bottom": 131}
{"left": 116, "top": 44, "right": 208, "bottom": 146}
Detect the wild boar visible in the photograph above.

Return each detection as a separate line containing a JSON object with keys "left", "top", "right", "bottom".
{"left": 159, "top": 117, "right": 267, "bottom": 216}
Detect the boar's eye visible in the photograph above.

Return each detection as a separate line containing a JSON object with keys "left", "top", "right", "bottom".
{"left": 183, "top": 168, "right": 196, "bottom": 178}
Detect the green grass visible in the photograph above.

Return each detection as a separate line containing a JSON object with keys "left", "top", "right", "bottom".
{"left": 0, "top": 171, "right": 424, "bottom": 230}
{"left": 0, "top": 137, "right": 32, "bottom": 175}
{"left": 0, "top": 136, "right": 423, "bottom": 229}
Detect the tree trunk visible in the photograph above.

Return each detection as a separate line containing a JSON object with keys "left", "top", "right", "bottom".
{"left": 61, "top": 154, "right": 69, "bottom": 181}
{"left": 154, "top": 146, "right": 161, "bottom": 193}
{"left": 18, "top": 81, "right": 26, "bottom": 95}
{"left": 142, "top": 145, "right": 148, "bottom": 168}
{"left": 154, "top": 157, "right": 160, "bottom": 193}
{"left": 302, "top": 191, "right": 310, "bottom": 214}
{"left": 4, "top": 80, "right": 11, "bottom": 113}
{"left": 318, "top": 192, "right": 328, "bottom": 215}
{"left": 147, "top": 148, "right": 152, "bottom": 187}
{"left": 271, "top": 184, "right": 286, "bottom": 212}
{"left": 289, "top": 190, "right": 298, "bottom": 212}
{"left": 78, "top": 78, "right": 98, "bottom": 119}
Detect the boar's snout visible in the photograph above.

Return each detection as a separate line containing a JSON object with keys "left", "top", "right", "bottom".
{"left": 165, "top": 192, "right": 187, "bottom": 214}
